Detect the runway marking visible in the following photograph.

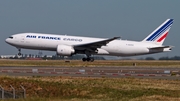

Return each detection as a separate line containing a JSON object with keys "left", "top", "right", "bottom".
{"left": 0, "top": 69, "right": 175, "bottom": 77}
{"left": 137, "top": 74, "right": 144, "bottom": 76}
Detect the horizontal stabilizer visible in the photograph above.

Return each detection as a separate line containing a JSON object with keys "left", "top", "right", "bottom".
{"left": 148, "top": 46, "right": 174, "bottom": 50}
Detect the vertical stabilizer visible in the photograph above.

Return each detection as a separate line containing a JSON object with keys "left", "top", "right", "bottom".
{"left": 142, "top": 19, "right": 173, "bottom": 45}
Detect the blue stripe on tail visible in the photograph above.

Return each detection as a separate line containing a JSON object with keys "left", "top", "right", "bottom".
{"left": 151, "top": 21, "right": 172, "bottom": 41}
{"left": 146, "top": 19, "right": 173, "bottom": 41}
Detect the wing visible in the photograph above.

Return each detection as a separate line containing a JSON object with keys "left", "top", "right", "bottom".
{"left": 74, "top": 37, "right": 120, "bottom": 51}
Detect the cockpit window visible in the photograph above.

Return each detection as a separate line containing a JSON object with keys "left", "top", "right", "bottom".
{"left": 9, "top": 36, "right": 13, "bottom": 39}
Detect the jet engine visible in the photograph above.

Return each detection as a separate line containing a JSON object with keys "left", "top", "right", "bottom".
{"left": 57, "top": 45, "right": 75, "bottom": 56}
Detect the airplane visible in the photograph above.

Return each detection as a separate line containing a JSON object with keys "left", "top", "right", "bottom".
{"left": 5, "top": 19, "right": 174, "bottom": 62}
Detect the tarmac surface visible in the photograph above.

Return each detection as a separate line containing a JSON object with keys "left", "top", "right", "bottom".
{"left": 0, "top": 66, "right": 180, "bottom": 79}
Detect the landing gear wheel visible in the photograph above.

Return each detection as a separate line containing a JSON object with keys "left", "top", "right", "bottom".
{"left": 82, "top": 58, "right": 87, "bottom": 62}
{"left": 83, "top": 50, "right": 95, "bottom": 62}
{"left": 87, "top": 58, "right": 91, "bottom": 62}
{"left": 82, "top": 57, "right": 94, "bottom": 62}
{"left": 18, "top": 53, "right": 22, "bottom": 56}
{"left": 90, "top": 58, "right": 94, "bottom": 62}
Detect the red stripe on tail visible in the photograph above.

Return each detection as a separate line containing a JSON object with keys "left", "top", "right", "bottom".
{"left": 157, "top": 32, "right": 168, "bottom": 42}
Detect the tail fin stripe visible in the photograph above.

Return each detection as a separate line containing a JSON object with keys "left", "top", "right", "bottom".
{"left": 151, "top": 26, "right": 171, "bottom": 41}
{"left": 147, "top": 19, "right": 172, "bottom": 41}
{"left": 142, "top": 19, "right": 173, "bottom": 45}
{"left": 157, "top": 32, "right": 168, "bottom": 42}
{"left": 150, "top": 22, "right": 172, "bottom": 41}
{"left": 146, "top": 19, "right": 173, "bottom": 41}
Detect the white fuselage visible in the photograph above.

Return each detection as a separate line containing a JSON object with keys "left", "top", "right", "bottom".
{"left": 5, "top": 33, "right": 170, "bottom": 56}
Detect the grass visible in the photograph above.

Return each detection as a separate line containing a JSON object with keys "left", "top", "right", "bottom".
{"left": 1, "top": 59, "right": 180, "bottom": 100}
{"left": 0, "top": 76, "right": 180, "bottom": 101}
{"left": 0, "top": 59, "right": 180, "bottom": 67}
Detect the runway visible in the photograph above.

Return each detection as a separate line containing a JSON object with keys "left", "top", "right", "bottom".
{"left": 0, "top": 66, "right": 180, "bottom": 79}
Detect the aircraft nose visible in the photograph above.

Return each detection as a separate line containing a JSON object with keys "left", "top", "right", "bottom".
{"left": 5, "top": 38, "right": 8, "bottom": 43}
{"left": 5, "top": 38, "right": 10, "bottom": 44}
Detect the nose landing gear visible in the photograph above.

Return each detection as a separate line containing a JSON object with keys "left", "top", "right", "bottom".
{"left": 18, "top": 48, "right": 22, "bottom": 56}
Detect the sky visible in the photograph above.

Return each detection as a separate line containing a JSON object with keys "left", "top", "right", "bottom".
{"left": 0, "top": 1, "right": 180, "bottom": 59}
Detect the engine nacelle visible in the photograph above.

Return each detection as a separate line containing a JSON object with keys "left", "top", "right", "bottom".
{"left": 57, "top": 45, "right": 75, "bottom": 56}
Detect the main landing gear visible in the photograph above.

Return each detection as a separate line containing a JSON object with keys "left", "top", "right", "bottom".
{"left": 82, "top": 50, "right": 94, "bottom": 62}
{"left": 82, "top": 57, "right": 94, "bottom": 62}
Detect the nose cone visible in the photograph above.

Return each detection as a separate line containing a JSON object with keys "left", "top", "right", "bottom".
{"left": 5, "top": 35, "right": 17, "bottom": 46}
{"left": 5, "top": 38, "right": 9, "bottom": 43}
{"left": 5, "top": 38, "right": 11, "bottom": 44}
